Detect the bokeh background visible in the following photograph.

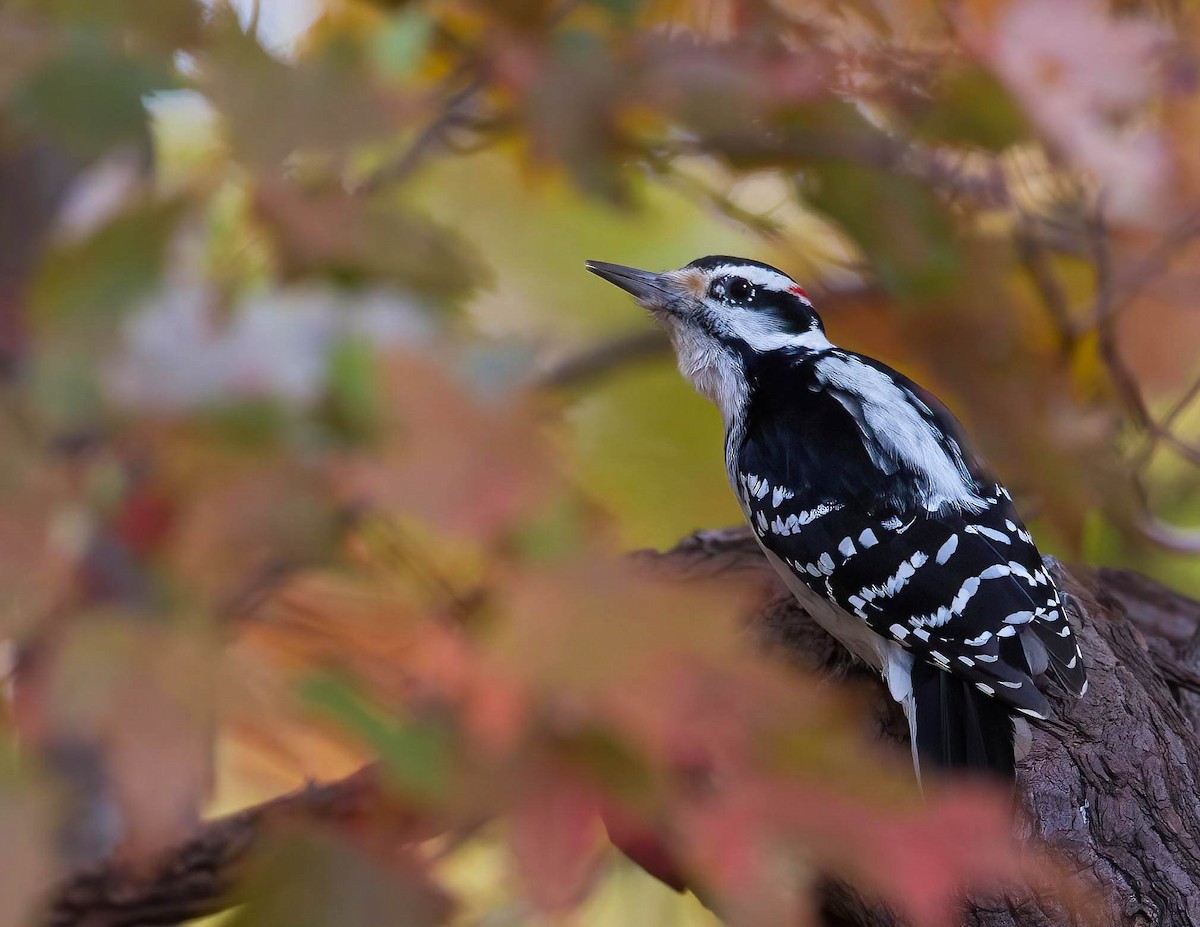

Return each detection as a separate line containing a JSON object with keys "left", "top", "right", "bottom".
{"left": 0, "top": 0, "right": 1197, "bottom": 925}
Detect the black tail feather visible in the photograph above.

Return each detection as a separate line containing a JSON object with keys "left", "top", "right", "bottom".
{"left": 911, "top": 662, "right": 1015, "bottom": 779}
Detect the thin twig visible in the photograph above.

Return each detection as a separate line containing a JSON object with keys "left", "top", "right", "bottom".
{"left": 358, "top": 72, "right": 487, "bottom": 193}
{"left": 1015, "top": 219, "right": 1079, "bottom": 355}
{"left": 643, "top": 152, "right": 786, "bottom": 241}
{"left": 1109, "top": 206, "right": 1200, "bottom": 318}
{"left": 1135, "top": 513, "right": 1200, "bottom": 554}
{"left": 44, "top": 767, "right": 385, "bottom": 927}
{"left": 535, "top": 330, "right": 670, "bottom": 390}
{"left": 1160, "top": 375, "right": 1200, "bottom": 436}
{"left": 1089, "top": 204, "right": 1156, "bottom": 432}
{"left": 357, "top": 0, "right": 585, "bottom": 194}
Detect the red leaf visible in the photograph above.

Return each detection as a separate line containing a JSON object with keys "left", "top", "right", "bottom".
{"left": 599, "top": 800, "right": 688, "bottom": 893}
{"left": 509, "top": 764, "right": 604, "bottom": 912}
{"left": 111, "top": 484, "right": 175, "bottom": 557}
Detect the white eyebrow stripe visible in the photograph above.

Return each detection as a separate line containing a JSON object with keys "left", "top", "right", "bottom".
{"left": 699, "top": 265, "right": 826, "bottom": 352}
{"left": 708, "top": 264, "right": 806, "bottom": 294}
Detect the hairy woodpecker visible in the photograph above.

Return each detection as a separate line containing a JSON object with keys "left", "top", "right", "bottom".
{"left": 586, "top": 255, "right": 1087, "bottom": 778}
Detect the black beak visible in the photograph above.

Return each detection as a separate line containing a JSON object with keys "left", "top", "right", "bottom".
{"left": 585, "top": 260, "right": 672, "bottom": 304}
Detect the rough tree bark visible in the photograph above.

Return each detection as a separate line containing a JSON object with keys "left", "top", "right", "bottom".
{"left": 42, "top": 528, "right": 1200, "bottom": 927}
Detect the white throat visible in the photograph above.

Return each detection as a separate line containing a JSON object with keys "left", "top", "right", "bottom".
{"left": 667, "top": 324, "right": 748, "bottom": 430}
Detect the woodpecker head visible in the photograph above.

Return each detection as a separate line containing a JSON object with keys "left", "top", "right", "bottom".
{"left": 586, "top": 255, "right": 830, "bottom": 420}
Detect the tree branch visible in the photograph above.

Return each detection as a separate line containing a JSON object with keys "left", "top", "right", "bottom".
{"left": 45, "top": 767, "right": 384, "bottom": 927}
{"left": 41, "top": 530, "right": 1200, "bottom": 927}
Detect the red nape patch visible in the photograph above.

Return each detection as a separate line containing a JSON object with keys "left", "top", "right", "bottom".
{"left": 788, "top": 285, "right": 809, "bottom": 299}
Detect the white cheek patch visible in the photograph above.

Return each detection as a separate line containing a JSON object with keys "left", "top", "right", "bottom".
{"left": 717, "top": 310, "right": 830, "bottom": 353}
{"left": 699, "top": 264, "right": 824, "bottom": 353}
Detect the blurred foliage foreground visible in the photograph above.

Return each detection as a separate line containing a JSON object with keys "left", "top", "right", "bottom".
{"left": 0, "top": 0, "right": 1198, "bottom": 924}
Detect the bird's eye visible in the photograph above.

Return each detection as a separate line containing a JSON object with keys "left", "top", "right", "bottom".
{"left": 712, "top": 276, "right": 755, "bottom": 305}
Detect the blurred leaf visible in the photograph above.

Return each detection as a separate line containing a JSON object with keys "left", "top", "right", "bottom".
{"left": 489, "top": 559, "right": 754, "bottom": 697}
{"left": 232, "top": 831, "right": 452, "bottom": 927}
{"left": 916, "top": 66, "right": 1029, "bottom": 151}
{"left": 11, "top": 32, "right": 169, "bottom": 158}
{"left": 506, "top": 496, "right": 588, "bottom": 563}
{"left": 29, "top": 342, "right": 108, "bottom": 433}
{"left": 587, "top": 0, "right": 646, "bottom": 19}
{"left": 0, "top": 19, "right": 57, "bottom": 106}
{"left": 10, "top": 0, "right": 202, "bottom": 54}
{"left": 555, "top": 724, "right": 654, "bottom": 798}
{"left": 30, "top": 198, "right": 182, "bottom": 322}
{"left": 191, "top": 400, "right": 292, "bottom": 449}
{"left": 0, "top": 767, "right": 54, "bottom": 927}
{"left": 680, "top": 778, "right": 1022, "bottom": 927}
{"left": 332, "top": 354, "right": 555, "bottom": 540}
{"left": 520, "top": 33, "right": 630, "bottom": 202}
{"left": 321, "top": 335, "right": 385, "bottom": 444}
{"left": 167, "top": 458, "right": 340, "bottom": 606}
{"left": 804, "top": 160, "right": 962, "bottom": 299}
{"left": 569, "top": 361, "right": 741, "bottom": 550}
{"left": 369, "top": 9, "right": 435, "bottom": 81}
{"left": 45, "top": 616, "right": 215, "bottom": 867}
{"left": 253, "top": 180, "right": 485, "bottom": 302}
{"left": 201, "top": 14, "right": 395, "bottom": 170}
{"left": 302, "top": 673, "right": 452, "bottom": 803}
{"left": 979, "top": 0, "right": 1168, "bottom": 222}
{"left": 0, "top": 433, "right": 68, "bottom": 635}
{"left": 509, "top": 763, "right": 604, "bottom": 912}
{"left": 816, "top": 0, "right": 891, "bottom": 32}
{"left": 469, "top": 0, "right": 561, "bottom": 32}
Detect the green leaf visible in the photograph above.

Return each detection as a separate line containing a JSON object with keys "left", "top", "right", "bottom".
{"left": 569, "top": 360, "right": 742, "bottom": 550}
{"left": 254, "top": 181, "right": 487, "bottom": 305}
{"left": 28, "top": 343, "right": 107, "bottom": 434}
{"left": 11, "top": 33, "right": 172, "bottom": 158}
{"left": 586, "top": 0, "right": 646, "bottom": 19}
{"left": 194, "top": 400, "right": 292, "bottom": 450}
{"left": 320, "top": 335, "right": 384, "bottom": 445}
{"left": 231, "top": 832, "right": 451, "bottom": 927}
{"left": 804, "top": 160, "right": 963, "bottom": 300}
{"left": 301, "top": 673, "right": 452, "bottom": 803}
{"left": 201, "top": 14, "right": 392, "bottom": 170}
{"left": 30, "top": 199, "right": 182, "bottom": 323}
{"left": 555, "top": 725, "right": 653, "bottom": 799}
{"left": 916, "top": 67, "right": 1029, "bottom": 151}
{"left": 370, "top": 10, "right": 435, "bottom": 80}
{"left": 508, "top": 496, "right": 588, "bottom": 564}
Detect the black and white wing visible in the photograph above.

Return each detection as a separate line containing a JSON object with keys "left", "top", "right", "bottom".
{"left": 735, "top": 350, "right": 1086, "bottom": 771}
{"left": 739, "top": 478, "right": 1086, "bottom": 715}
